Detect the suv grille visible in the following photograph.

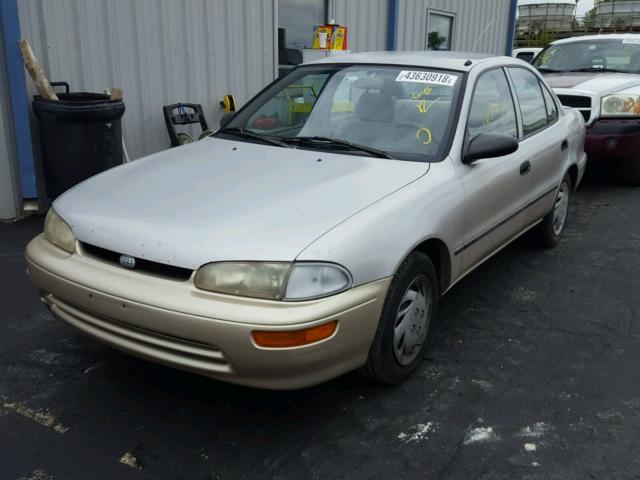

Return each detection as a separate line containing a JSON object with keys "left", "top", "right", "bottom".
{"left": 557, "top": 95, "right": 592, "bottom": 122}
{"left": 81, "top": 243, "right": 193, "bottom": 281}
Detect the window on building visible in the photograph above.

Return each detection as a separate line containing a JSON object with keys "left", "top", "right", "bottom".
{"left": 508, "top": 68, "right": 550, "bottom": 136}
{"left": 278, "top": 0, "right": 327, "bottom": 76}
{"left": 426, "top": 11, "right": 455, "bottom": 51}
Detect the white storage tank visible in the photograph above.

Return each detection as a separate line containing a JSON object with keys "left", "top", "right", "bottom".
{"left": 518, "top": 0, "right": 576, "bottom": 32}
{"left": 596, "top": 0, "right": 640, "bottom": 28}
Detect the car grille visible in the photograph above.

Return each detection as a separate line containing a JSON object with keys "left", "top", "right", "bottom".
{"left": 557, "top": 95, "right": 592, "bottom": 122}
{"left": 81, "top": 242, "right": 193, "bottom": 281}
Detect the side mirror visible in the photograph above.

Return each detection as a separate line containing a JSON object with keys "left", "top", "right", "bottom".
{"left": 220, "top": 111, "right": 236, "bottom": 129}
{"left": 464, "top": 132, "right": 519, "bottom": 164}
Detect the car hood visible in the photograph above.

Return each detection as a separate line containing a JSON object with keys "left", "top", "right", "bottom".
{"left": 54, "top": 137, "right": 428, "bottom": 269}
{"left": 543, "top": 71, "right": 640, "bottom": 95}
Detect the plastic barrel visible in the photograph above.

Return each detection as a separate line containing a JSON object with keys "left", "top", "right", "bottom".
{"left": 32, "top": 92, "right": 125, "bottom": 199}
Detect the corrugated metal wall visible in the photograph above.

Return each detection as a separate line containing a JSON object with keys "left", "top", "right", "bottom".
{"left": 330, "top": 0, "right": 389, "bottom": 52}
{"left": 18, "top": 0, "right": 276, "bottom": 161}
{"left": 0, "top": 23, "right": 20, "bottom": 220}
{"left": 14, "top": 0, "right": 511, "bottom": 167}
{"left": 396, "top": 0, "right": 511, "bottom": 54}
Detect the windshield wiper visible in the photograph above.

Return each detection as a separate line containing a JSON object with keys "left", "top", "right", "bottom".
{"left": 217, "top": 127, "right": 292, "bottom": 148}
{"left": 566, "top": 67, "right": 629, "bottom": 74}
{"left": 282, "top": 136, "right": 394, "bottom": 159}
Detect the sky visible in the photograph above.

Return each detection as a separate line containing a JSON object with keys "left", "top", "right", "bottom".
{"left": 576, "top": 0, "right": 595, "bottom": 16}
{"left": 518, "top": 1, "right": 595, "bottom": 16}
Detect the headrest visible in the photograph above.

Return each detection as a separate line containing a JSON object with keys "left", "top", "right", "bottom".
{"left": 354, "top": 77, "right": 385, "bottom": 90}
{"left": 355, "top": 92, "right": 395, "bottom": 123}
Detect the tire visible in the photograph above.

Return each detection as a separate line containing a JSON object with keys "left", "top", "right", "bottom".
{"left": 176, "top": 132, "right": 193, "bottom": 145}
{"left": 531, "top": 172, "right": 572, "bottom": 249}
{"left": 361, "top": 252, "right": 438, "bottom": 384}
{"left": 198, "top": 129, "right": 214, "bottom": 140}
{"left": 618, "top": 157, "right": 640, "bottom": 185}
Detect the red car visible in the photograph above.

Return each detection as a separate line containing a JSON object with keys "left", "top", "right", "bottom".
{"left": 534, "top": 34, "right": 640, "bottom": 185}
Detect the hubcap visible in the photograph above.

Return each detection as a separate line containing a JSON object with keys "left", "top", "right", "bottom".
{"left": 553, "top": 181, "right": 570, "bottom": 236}
{"left": 393, "top": 275, "right": 431, "bottom": 366}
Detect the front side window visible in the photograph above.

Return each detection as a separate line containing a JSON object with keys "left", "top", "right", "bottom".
{"left": 467, "top": 69, "right": 518, "bottom": 139}
{"left": 508, "top": 68, "right": 549, "bottom": 136}
{"left": 427, "top": 12, "right": 454, "bottom": 51}
{"left": 533, "top": 39, "right": 640, "bottom": 74}
{"left": 221, "top": 65, "right": 464, "bottom": 162}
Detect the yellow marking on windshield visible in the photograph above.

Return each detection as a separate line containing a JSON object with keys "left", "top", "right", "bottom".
{"left": 416, "top": 128, "right": 433, "bottom": 145}
{"left": 411, "top": 86, "right": 434, "bottom": 100}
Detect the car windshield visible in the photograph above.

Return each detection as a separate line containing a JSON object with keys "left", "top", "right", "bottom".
{"left": 218, "top": 64, "right": 463, "bottom": 161}
{"left": 533, "top": 38, "right": 640, "bottom": 73}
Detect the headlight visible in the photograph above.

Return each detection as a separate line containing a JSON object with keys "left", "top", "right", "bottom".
{"left": 601, "top": 94, "right": 640, "bottom": 117}
{"left": 194, "top": 262, "right": 352, "bottom": 301}
{"left": 284, "top": 263, "right": 352, "bottom": 300}
{"left": 44, "top": 208, "right": 76, "bottom": 253}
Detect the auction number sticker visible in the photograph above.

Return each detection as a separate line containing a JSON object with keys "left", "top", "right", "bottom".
{"left": 623, "top": 39, "right": 640, "bottom": 44}
{"left": 395, "top": 71, "right": 458, "bottom": 86}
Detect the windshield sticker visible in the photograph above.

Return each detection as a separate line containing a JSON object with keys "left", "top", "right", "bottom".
{"left": 396, "top": 71, "right": 458, "bottom": 86}
{"left": 623, "top": 39, "right": 640, "bottom": 44}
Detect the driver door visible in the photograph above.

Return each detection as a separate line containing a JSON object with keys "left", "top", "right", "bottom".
{"left": 456, "top": 68, "right": 529, "bottom": 275}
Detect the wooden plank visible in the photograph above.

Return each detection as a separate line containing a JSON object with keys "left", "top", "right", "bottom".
{"left": 19, "top": 39, "right": 58, "bottom": 100}
{"left": 110, "top": 87, "right": 123, "bottom": 100}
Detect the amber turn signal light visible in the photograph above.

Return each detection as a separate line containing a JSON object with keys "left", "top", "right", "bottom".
{"left": 252, "top": 320, "right": 338, "bottom": 348}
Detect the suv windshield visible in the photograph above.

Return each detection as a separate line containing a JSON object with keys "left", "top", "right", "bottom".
{"left": 533, "top": 38, "right": 640, "bottom": 74}
{"left": 217, "top": 65, "right": 463, "bottom": 161}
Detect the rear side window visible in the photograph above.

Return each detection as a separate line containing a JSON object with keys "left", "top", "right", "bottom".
{"left": 516, "top": 52, "right": 534, "bottom": 63}
{"left": 467, "top": 69, "right": 518, "bottom": 139}
{"left": 540, "top": 82, "right": 558, "bottom": 123}
{"left": 508, "top": 68, "right": 549, "bottom": 136}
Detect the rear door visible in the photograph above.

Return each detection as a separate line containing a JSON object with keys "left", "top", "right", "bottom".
{"left": 457, "top": 68, "right": 529, "bottom": 275}
{"left": 507, "top": 67, "right": 565, "bottom": 225}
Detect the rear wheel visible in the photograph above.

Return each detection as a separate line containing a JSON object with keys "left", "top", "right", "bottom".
{"left": 618, "top": 156, "right": 640, "bottom": 185}
{"left": 531, "top": 172, "right": 571, "bottom": 248}
{"left": 361, "top": 252, "right": 438, "bottom": 384}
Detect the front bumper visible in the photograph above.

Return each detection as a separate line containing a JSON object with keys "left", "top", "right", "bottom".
{"left": 26, "top": 234, "right": 390, "bottom": 389}
{"left": 585, "top": 119, "right": 640, "bottom": 160}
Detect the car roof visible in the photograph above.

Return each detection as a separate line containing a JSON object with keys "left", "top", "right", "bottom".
{"left": 551, "top": 33, "right": 640, "bottom": 46}
{"left": 303, "top": 50, "right": 514, "bottom": 72}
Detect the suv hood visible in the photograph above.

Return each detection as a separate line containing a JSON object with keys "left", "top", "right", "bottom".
{"left": 543, "top": 71, "right": 640, "bottom": 95}
{"left": 54, "top": 137, "right": 428, "bottom": 269}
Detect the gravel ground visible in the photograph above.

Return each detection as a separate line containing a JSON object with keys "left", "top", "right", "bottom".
{"left": 1, "top": 177, "right": 639, "bottom": 480}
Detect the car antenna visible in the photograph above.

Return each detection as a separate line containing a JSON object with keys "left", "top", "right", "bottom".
{"left": 464, "top": 60, "right": 472, "bottom": 66}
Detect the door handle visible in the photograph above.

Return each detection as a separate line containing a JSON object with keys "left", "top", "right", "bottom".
{"left": 520, "top": 160, "right": 532, "bottom": 175}
{"left": 561, "top": 139, "right": 569, "bottom": 151}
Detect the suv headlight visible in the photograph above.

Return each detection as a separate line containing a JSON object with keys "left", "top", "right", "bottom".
{"left": 601, "top": 94, "right": 640, "bottom": 117}
{"left": 44, "top": 208, "right": 76, "bottom": 253}
{"left": 194, "top": 262, "right": 352, "bottom": 301}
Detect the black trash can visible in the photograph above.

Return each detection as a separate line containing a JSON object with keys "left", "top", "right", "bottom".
{"left": 33, "top": 84, "right": 125, "bottom": 199}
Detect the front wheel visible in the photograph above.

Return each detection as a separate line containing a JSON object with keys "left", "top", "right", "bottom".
{"left": 361, "top": 252, "right": 438, "bottom": 384}
{"left": 531, "top": 173, "right": 572, "bottom": 248}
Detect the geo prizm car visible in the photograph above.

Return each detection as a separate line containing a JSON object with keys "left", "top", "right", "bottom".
{"left": 26, "top": 51, "right": 586, "bottom": 389}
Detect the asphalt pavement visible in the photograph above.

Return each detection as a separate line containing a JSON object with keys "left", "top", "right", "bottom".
{"left": 1, "top": 176, "right": 639, "bottom": 480}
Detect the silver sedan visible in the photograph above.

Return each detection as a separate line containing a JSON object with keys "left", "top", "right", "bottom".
{"left": 26, "top": 51, "right": 587, "bottom": 389}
